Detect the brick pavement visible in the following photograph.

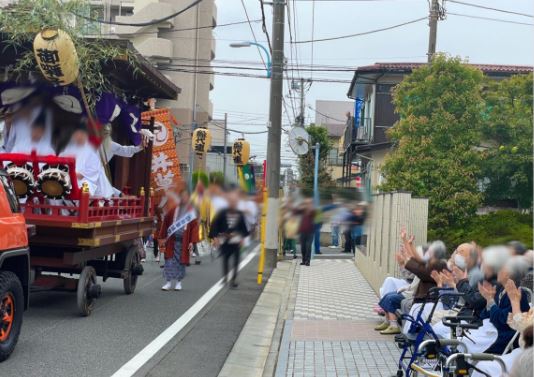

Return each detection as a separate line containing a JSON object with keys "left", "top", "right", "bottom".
{"left": 277, "top": 259, "right": 401, "bottom": 377}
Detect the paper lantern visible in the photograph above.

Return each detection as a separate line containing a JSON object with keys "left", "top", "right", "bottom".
{"left": 192, "top": 127, "right": 211, "bottom": 156}
{"left": 33, "top": 28, "right": 79, "bottom": 86}
{"left": 232, "top": 138, "right": 250, "bottom": 165}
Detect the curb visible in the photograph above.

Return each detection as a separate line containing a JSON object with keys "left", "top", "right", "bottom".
{"left": 217, "top": 259, "right": 296, "bottom": 377}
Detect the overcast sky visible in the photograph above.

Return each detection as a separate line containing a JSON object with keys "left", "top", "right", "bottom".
{"left": 210, "top": 0, "right": 533, "bottom": 166}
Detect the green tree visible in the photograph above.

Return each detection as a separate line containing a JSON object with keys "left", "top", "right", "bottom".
{"left": 298, "top": 124, "right": 334, "bottom": 193}
{"left": 480, "top": 73, "right": 533, "bottom": 209}
{"left": 379, "top": 55, "right": 484, "bottom": 231}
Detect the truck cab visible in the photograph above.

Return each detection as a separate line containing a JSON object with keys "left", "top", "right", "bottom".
{"left": 0, "top": 169, "right": 30, "bottom": 361}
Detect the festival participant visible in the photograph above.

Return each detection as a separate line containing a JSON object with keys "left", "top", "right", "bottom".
{"left": 99, "top": 123, "right": 152, "bottom": 162}
{"left": 59, "top": 121, "right": 101, "bottom": 196}
{"left": 158, "top": 188, "right": 198, "bottom": 291}
{"left": 11, "top": 109, "right": 54, "bottom": 155}
{"left": 209, "top": 185, "right": 249, "bottom": 288}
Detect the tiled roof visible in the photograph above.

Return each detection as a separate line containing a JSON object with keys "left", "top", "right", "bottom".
{"left": 356, "top": 62, "right": 533, "bottom": 74}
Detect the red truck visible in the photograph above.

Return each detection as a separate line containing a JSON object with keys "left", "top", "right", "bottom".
{"left": 0, "top": 170, "right": 31, "bottom": 361}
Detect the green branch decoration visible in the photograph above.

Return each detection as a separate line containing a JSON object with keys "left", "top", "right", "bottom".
{"left": 0, "top": 0, "right": 139, "bottom": 110}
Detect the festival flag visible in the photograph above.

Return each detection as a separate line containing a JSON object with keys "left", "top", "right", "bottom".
{"left": 142, "top": 108, "right": 183, "bottom": 206}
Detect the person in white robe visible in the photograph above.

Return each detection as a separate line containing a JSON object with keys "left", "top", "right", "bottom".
{"left": 59, "top": 124, "right": 101, "bottom": 197}
{"left": 10, "top": 109, "right": 54, "bottom": 155}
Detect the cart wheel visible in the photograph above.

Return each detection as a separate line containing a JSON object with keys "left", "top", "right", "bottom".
{"left": 123, "top": 244, "right": 141, "bottom": 295}
{"left": 0, "top": 271, "right": 24, "bottom": 362}
{"left": 77, "top": 266, "right": 98, "bottom": 317}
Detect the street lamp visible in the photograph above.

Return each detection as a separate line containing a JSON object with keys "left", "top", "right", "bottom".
{"left": 230, "top": 41, "right": 272, "bottom": 78}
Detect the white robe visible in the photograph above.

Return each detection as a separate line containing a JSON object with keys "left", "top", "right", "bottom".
{"left": 60, "top": 142, "right": 101, "bottom": 197}
{"left": 4, "top": 106, "right": 42, "bottom": 153}
{"left": 100, "top": 141, "right": 142, "bottom": 162}
{"left": 10, "top": 109, "right": 54, "bottom": 156}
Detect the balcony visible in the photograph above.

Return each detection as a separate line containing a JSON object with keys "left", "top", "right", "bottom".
{"left": 135, "top": 37, "right": 173, "bottom": 61}
{"left": 114, "top": 2, "right": 176, "bottom": 35}
{"left": 342, "top": 117, "right": 372, "bottom": 150}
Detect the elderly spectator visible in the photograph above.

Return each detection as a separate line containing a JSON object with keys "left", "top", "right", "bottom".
{"left": 452, "top": 243, "right": 484, "bottom": 287}
{"left": 508, "top": 241, "right": 528, "bottom": 256}
{"left": 479, "top": 254, "right": 530, "bottom": 354}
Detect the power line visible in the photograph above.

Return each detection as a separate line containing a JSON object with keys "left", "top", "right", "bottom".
{"left": 310, "top": 0, "right": 316, "bottom": 79}
{"left": 159, "top": 67, "right": 352, "bottom": 83}
{"left": 72, "top": 0, "right": 203, "bottom": 26}
{"left": 447, "top": 0, "right": 534, "bottom": 19}
{"left": 295, "top": 16, "right": 427, "bottom": 43}
{"left": 308, "top": 105, "right": 347, "bottom": 123}
{"left": 240, "top": 0, "right": 268, "bottom": 70}
{"left": 447, "top": 12, "right": 534, "bottom": 26}
{"left": 98, "top": 19, "right": 262, "bottom": 36}
{"left": 259, "top": 0, "right": 273, "bottom": 52}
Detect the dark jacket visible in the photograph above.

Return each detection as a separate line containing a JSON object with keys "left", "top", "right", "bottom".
{"left": 480, "top": 285, "right": 530, "bottom": 354}
{"left": 405, "top": 258, "right": 448, "bottom": 302}
{"left": 456, "top": 278, "right": 487, "bottom": 315}
{"left": 209, "top": 208, "right": 249, "bottom": 253}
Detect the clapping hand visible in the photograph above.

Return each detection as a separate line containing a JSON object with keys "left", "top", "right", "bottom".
{"left": 440, "top": 270, "right": 456, "bottom": 288}
{"left": 504, "top": 279, "right": 521, "bottom": 304}
{"left": 478, "top": 281, "right": 497, "bottom": 302}
{"left": 451, "top": 265, "right": 467, "bottom": 284}
{"left": 431, "top": 270, "right": 443, "bottom": 287}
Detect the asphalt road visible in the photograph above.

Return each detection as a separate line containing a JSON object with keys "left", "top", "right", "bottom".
{"left": 1, "top": 245, "right": 262, "bottom": 377}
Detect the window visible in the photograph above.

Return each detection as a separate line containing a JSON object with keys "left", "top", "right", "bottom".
{"left": 0, "top": 175, "right": 20, "bottom": 213}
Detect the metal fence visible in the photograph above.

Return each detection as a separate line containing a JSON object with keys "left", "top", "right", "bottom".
{"left": 356, "top": 191, "right": 429, "bottom": 293}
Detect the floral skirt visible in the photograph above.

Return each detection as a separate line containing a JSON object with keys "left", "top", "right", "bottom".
{"left": 163, "top": 237, "right": 186, "bottom": 281}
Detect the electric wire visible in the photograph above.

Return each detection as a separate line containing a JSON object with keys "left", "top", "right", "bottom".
{"left": 294, "top": 16, "right": 427, "bottom": 43}
{"left": 71, "top": 0, "right": 203, "bottom": 26}
{"left": 240, "top": 0, "right": 268, "bottom": 69}
{"left": 259, "top": 0, "right": 273, "bottom": 52}
{"left": 447, "top": 12, "right": 534, "bottom": 26}
{"left": 447, "top": 0, "right": 534, "bottom": 18}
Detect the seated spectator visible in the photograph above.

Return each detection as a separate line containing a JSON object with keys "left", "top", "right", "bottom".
{"left": 376, "top": 241, "right": 446, "bottom": 335}
{"left": 479, "top": 254, "right": 530, "bottom": 354}
{"left": 451, "top": 242, "right": 484, "bottom": 288}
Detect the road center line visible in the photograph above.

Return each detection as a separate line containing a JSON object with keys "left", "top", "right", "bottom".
{"left": 110, "top": 246, "right": 259, "bottom": 377}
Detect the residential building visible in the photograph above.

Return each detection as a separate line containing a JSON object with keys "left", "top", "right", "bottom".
{"left": 94, "top": 0, "right": 217, "bottom": 176}
{"left": 342, "top": 62, "right": 533, "bottom": 192}
{"left": 313, "top": 100, "right": 353, "bottom": 182}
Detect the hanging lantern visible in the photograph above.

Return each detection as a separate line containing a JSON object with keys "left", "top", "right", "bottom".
{"left": 232, "top": 138, "right": 250, "bottom": 166}
{"left": 192, "top": 127, "right": 211, "bottom": 156}
{"left": 33, "top": 28, "right": 79, "bottom": 86}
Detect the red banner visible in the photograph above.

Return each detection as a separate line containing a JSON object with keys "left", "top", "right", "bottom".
{"left": 141, "top": 109, "right": 183, "bottom": 205}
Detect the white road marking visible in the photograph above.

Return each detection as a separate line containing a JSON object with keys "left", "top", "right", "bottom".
{"left": 110, "top": 246, "right": 259, "bottom": 377}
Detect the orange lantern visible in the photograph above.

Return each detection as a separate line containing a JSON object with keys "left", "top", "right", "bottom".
{"left": 232, "top": 138, "right": 250, "bottom": 165}
{"left": 192, "top": 127, "right": 211, "bottom": 156}
{"left": 33, "top": 28, "right": 79, "bottom": 86}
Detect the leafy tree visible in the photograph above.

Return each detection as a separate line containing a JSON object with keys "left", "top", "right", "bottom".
{"left": 480, "top": 73, "right": 533, "bottom": 209}
{"left": 379, "top": 55, "right": 484, "bottom": 231}
{"left": 298, "top": 124, "right": 334, "bottom": 192}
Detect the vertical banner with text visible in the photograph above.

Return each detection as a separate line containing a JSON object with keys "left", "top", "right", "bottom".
{"left": 142, "top": 109, "right": 183, "bottom": 206}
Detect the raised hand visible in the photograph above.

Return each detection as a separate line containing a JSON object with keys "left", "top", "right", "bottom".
{"left": 504, "top": 279, "right": 521, "bottom": 303}
{"left": 452, "top": 265, "right": 467, "bottom": 283}
{"left": 441, "top": 270, "right": 455, "bottom": 288}
{"left": 431, "top": 270, "right": 443, "bottom": 287}
{"left": 478, "top": 281, "right": 496, "bottom": 302}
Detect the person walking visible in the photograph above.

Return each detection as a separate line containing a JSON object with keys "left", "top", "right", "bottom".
{"left": 209, "top": 186, "right": 249, "bottom": 288}
{"left": 158, "top": 188, "right": 199, "bottom": 291}
{"left": 296, "top": 199, "right": 315, "bottom": 266}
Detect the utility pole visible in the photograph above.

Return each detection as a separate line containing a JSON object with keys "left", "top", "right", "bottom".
{"left": 265, "top": 0, "right": 285, "bottom": 272}
{"left": 223, "top": 112, "right": 228, "bottom": 183}
{"left": 299, "top": 78, "right": 305, "bottom": 127}
{"left": 427, "top": 0, "right": 439, "bottom": 62}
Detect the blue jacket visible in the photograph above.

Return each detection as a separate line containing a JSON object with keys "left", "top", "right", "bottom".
{"left": 479, "top": 285, "right": 530, "bottom": 354}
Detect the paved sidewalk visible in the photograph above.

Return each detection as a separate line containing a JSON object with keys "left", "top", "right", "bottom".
{"left": 277, "top": 259, "right": 400, "bottom": 377}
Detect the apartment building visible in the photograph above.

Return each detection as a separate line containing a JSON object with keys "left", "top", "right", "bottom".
{"left": 95, "top": 0, "right": 217, "bottom": 175}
